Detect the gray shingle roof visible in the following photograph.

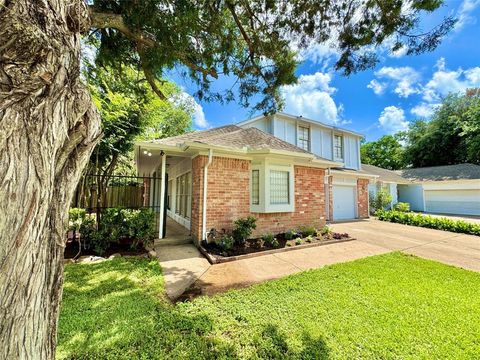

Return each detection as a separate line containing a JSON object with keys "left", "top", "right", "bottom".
{"left": 398, "top": 163, "right": 480, "bottom": 182}
{"left": 145, "top": 125, "right": 334, "bottom": 160}
{"left": 361, "top": 164, "right": 411, "bottom": 183}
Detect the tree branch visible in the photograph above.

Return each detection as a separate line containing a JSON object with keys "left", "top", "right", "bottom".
{"left": 89, "top": 7, "right": 218, "bottom": 80}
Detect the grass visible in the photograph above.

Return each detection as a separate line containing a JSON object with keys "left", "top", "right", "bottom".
{"left": 58, "top": 253, "right": 480, "bottom": 359}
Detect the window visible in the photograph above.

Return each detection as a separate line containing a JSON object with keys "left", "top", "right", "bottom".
{"left": 167, "top": 180, "right": 173, "bottom": 209}
{"left": 175, "top": 172, "right": 191, "bottom": 219}
{"left": 270, "top": 170, "right": 289, "bottom": 204}
{"left": 298, "top": 126, "right": 310, "bottom": 151}
{"left": 334, "top": 135, "right": 343, "bottom": 160}
{"left": 251, "top": 170, "right": 260, "bottom": 205}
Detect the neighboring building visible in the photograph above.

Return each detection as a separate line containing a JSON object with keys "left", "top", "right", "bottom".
{"left": 135, "top": 114, "right": 375, "bottom": 243}
{"left": 361, "top": 164, "right": 412, "bottom": 209}
{"left": 398, "top": 164, "right": 480, "bottom": 216}
{"left": 363, "top": 163, "right": 480, "bottom": 216}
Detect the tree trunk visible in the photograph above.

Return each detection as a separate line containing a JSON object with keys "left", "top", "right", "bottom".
{"left": 0, "top": 1, "right": 101, "bottom": 358}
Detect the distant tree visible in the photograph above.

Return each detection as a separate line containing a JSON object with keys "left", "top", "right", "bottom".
{"left": 0, "top": 0, "right": 455, "bottom": 357}
{"left": 361, "top": 135, "right": 406, "bottom": 170}
{"left": 403, "top": 91, "right": 480, "bottom": 167}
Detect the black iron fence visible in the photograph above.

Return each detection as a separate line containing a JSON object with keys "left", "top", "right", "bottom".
{"left": 72, "top": 173, "right": 165, "bottom": 235}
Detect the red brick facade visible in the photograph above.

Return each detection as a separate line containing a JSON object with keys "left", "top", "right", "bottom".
{"left": 357, "top": 178, "right": 369, "bottom": 218}
{"left": 191, "top": 155, "right": 328, "bottom": 242}
{"left": 190, "top": 155, "right": 369, "bottom": 242}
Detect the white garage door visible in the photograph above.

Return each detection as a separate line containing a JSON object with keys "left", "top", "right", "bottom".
{"left": 425, "top": 190, "right": 480, "bottom": 215}
{"left": 333, "top": 185, "right": 356, "bottom": 220}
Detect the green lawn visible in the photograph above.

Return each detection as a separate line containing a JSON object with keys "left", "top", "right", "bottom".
{"left": 58, "top": 253, "right": 480, "bottom": 359}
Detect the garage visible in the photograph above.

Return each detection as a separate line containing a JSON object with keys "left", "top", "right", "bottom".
{"left": 333, "top": 184, "right": 356, "bottom": 220}
{"left": 425, "top": 189, "right": 480, "bottom": 216}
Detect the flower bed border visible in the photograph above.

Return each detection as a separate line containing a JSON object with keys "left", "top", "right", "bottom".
{"left": 199, "top": 237, "right": 356, "bottom": 265}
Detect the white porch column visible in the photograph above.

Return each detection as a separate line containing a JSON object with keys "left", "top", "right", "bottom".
{"left": 158, "top": 152, "right": 166, "bottom": 238}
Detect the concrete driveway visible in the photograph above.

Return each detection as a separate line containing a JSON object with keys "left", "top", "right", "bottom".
{"left": 331, "top": 219, "right": 480, "bottom": 272}
{"left": 159, "top": 219, "right": 480, "bottom": 300}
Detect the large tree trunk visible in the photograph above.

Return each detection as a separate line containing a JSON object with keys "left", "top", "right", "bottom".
{"left": 0, "top": 1, "right": 101, "bottom": 358}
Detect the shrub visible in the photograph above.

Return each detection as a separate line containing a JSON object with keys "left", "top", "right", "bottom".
{"left": 216, "top": 235, "right": 235, "bottom": 251}
{"left": 299, "top": 225, "right": 316, "bottom": 237}
{"left": 232, "top": 216, "right": 257, "bottom": 245}
{"left": 305, "top": 235, "right": 313, "bottom": 243}
{"left": 369, "top": 189, "right": 392, "bottom": 213}
{"left": 284, "top": 230, "right": 296, "bottom": 240}
{"left": 295, "top": 238, "right": 302, "bottom": 245}
{"left": 394, "top": 202, "right": 410, "bottom": 212}
{"left": 262, "top": 233, "right": 275, "bottom": 246}
{"left": 319, "top": 225, "right": 332, "bottom": 236}
{"left": 127, "top": 209, "right": 156, "bottom": 249}
{"left": 69, "top": 207, "right": 157, "bottom": 255}
{"left": 271, "top": 238, "right": 280, "bottom": 248}
{"left": 376, "top": 210, "right": 480, "bottom": 236}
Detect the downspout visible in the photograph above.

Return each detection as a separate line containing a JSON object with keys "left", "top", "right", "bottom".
{"left": 202, "top": 149, "right": 213, "bottom": 242}
{"left": 325, "top": 168, "right": 331, "bottom": 222}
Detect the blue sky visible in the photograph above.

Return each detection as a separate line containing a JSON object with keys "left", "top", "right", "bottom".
{"left": 170, "top": 0, "right": 480, "bottom": 141}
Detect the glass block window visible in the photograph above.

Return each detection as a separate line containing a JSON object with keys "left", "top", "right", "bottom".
{"left": 334, "top": 135, "right": 343, "bottom": 159}
{"left": 251, "top": 170, "right": 260, "bottom": 205}
{"left": 270, "top": 170, "right": 289, "bottom": 204}
{"left": 298, "top": 126, "right": 310, "bottom": 151}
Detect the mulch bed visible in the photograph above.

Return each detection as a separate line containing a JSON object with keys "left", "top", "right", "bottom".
{"left": 64, "top": 240, "right": 148, "bottom": 259}
{"left": 200, "top": 232, "right": 354, "bottom": 264}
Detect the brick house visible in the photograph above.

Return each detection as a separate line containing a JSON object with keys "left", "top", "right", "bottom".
{"left": 135, "top": 114, "right": 375, "bottom": 243}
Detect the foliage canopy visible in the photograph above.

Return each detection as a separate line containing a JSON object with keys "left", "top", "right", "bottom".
{"left": 88, "top": 0, "right": 455, "bottom": 113}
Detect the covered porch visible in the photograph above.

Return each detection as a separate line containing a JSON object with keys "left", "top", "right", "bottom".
{"left": 135, "top": 144, "right": 194, "bottom": 243}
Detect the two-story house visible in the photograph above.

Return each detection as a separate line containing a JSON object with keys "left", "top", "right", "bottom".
{"left": 135, "top": 112, "right": 376, "bottom": 242}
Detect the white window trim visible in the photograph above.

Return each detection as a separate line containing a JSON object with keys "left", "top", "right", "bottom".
{"left": 297, "top": 125, "right": 310, "bottom": 151}
{"left": 250, "top": 160, "right": 295, "bottom": 213}
{"left": 333, "top": 133, "right": 344, "bottom": 162}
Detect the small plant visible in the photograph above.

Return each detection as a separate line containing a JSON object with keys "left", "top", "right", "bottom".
{"left": 299, "top": 225, "right": 316, "bottom": 237}
{"left": 216, "top": 234, "right": 235, "bottom": 251}
{"left": 286, "top": 242, "right": 292, "bottom": 247}
{"left": 319, "top": 225, "right": 332, "bottom": 236}
{"left": 271, "top": 238, "right": 280, "bottom": 248}
{"left": 232, "top": 216, "right": 257, "bottom": 245}
{"left": 305, "top": 235, "right": 314, "bottom": 243}
{"left": 262, "top": 233, "right": 276, "bottom": 246}
{"left": 394, "top": 202, "right": 410, "bottom": 212}
{"left": 295, "top": 237, "right": 302, "bottom": 245}
{"left": 284, "top": 230, "right": 296, "bottom": 240}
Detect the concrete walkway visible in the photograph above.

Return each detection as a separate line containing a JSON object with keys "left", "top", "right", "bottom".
{"left": 158, "top": 219, "right": 480, "bottom": 300}
{"left": 156, "top": 244, "right": 210, "bottom": 299}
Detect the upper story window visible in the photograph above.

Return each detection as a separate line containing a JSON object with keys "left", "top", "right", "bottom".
{"left": 298, "top": 126, "right": 310, "bottom": 151}
{"left": 334, "top": 135, "right": 343, "bottom": 160}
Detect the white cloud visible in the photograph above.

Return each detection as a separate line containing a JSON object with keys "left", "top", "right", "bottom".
{"left": 422, "top": 58, "right": 480, "bottom": 102}
{"left": 378, "top": 106, "right": 409, "bottom": 133}
{"left": 367, "top": 79, "right": 387, "bottom": 95}
{"left": 281, "top": 72, "right": 340, "bottom": 124}
{"left": 172, "top": 91, "right": 210, "bottom": 129}
{"left": 410, "top": 103, "right": 440, "bottom": 118}
{"left": 455, "top": 0, "right": 480, "bottom": 32}
{"left": 374, "top": 66, "right": 421, "bottom": 98}
{"left": 298, "top": 43, "right": 339, "bottom": 71}
{"left": 192, "top": 102, "right": 209, "bottom": 129}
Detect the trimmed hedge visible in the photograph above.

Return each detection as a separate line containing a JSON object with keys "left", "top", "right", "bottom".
{"left": 376, "top": 210, "right": 480, "bottom": 236}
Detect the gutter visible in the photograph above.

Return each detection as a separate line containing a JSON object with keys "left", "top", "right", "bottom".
{"left": 202, "top": 149, "right": 213, "bottom": 242}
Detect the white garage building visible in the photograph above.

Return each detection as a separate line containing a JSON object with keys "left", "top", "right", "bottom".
{"left": 398, "top": 164, "right": 480, "bottom": 216}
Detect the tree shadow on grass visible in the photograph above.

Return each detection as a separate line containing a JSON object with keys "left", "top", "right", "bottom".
{"left": 255, "top": 324, "right": 330, "bottom": 359}
{"left": 58, "top": 258, "right": 330, "bottom": 359}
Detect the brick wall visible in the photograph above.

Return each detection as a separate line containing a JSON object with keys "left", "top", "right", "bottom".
{"left": 190, "top": 155, "right": 327, "bottom": 242}
{"left": 357, "top": 178, "right": 369, "bottom": 218}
